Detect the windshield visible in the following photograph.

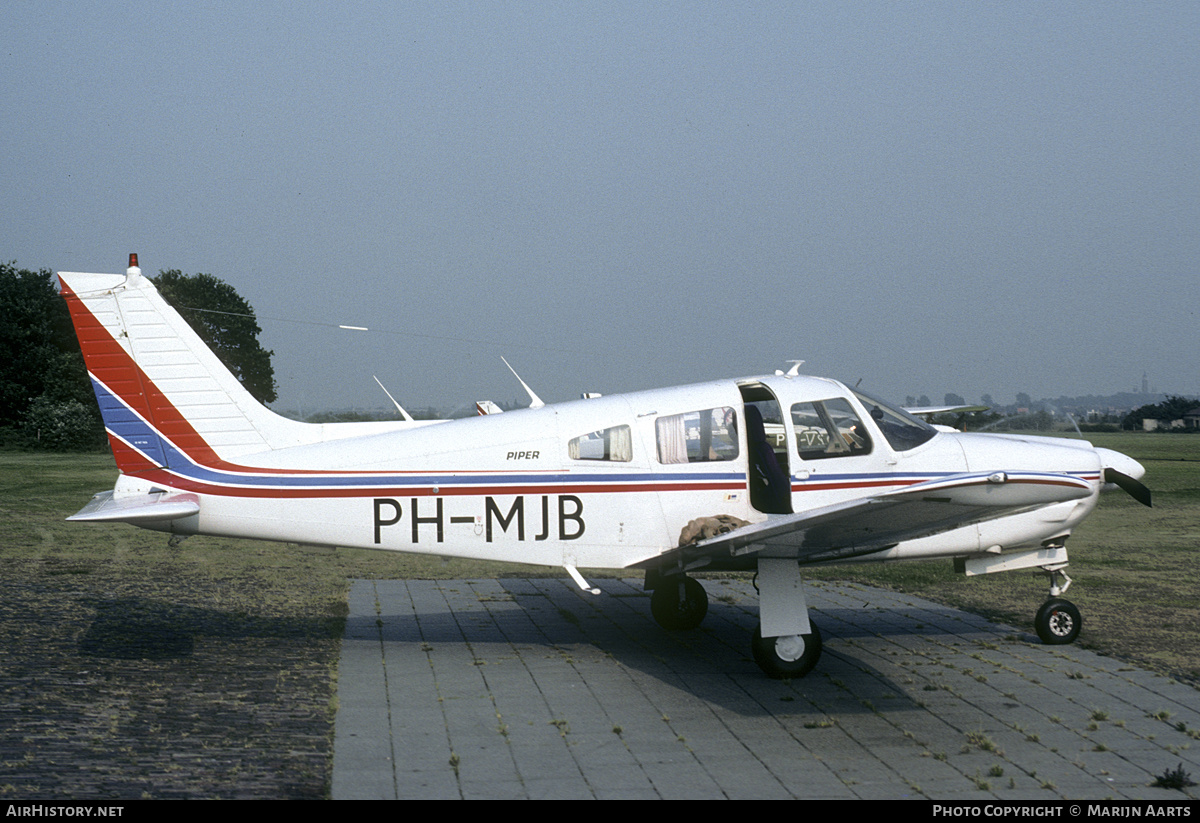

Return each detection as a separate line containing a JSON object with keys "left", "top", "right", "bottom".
{"left": 851, "top": 389, "right": 937, "bottom": 451}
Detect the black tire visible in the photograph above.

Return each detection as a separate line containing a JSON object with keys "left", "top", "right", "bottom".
{"left": 1035, "top": 598, "right": 1081, "bottom": 645}
{"left": 751, "top": 621, "right": 822, "bottom": 679}
{"left": 650, "top": 576, "right": 708, "bottom": 630}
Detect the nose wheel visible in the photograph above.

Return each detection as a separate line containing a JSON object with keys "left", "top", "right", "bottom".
{"left": 1035, "top": 565, "right": 1081, "bottom": 645}
{"left": 1035, "top": 598, "right": 1081, "bottom": 645}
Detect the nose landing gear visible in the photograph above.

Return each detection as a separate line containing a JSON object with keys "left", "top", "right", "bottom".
{"left": 1035, "top": 565, "right": 1081, "bottom": 645}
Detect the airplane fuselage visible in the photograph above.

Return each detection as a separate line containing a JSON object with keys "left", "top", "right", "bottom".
{"left": 105, "top": 374, "right": 1104, "bottom": 573}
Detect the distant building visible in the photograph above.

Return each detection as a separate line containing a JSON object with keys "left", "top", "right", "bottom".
{"left": 1186, "top": 407, "right": 1200, "bottom": 430}
{"left": 1144, "top": 406, "right": 1200, "bottom": 431}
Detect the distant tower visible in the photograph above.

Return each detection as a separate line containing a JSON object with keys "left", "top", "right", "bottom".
{"left": 1142, "top": 372, "right": 1149, "bottom": 394}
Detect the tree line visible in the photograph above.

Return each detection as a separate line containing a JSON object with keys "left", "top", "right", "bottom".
{"left": 1121, "top": 396, "right": 1199, "bottom": 431}
{"left": 0, "top": 262, "right": 275, "bottom": 451}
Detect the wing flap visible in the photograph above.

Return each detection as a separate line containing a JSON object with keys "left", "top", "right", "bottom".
{"left": 67, "top": 490, "right": 200, "bottom": 523}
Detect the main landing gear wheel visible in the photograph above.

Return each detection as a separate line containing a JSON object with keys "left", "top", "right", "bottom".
{"left": 1034, "top": 598, "right": 1081, "bottom": 645}
{"left": 650, "top": 576, "right": 708, "bottom": 630}
{"left": 752, "top": 621, "right": 822, "bottom": 679}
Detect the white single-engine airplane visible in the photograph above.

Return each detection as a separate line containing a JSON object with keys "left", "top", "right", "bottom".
{"left": 58, "top": 256, "right": 1151, "bottom": 678}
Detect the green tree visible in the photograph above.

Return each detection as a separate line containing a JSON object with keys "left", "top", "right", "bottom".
{"left": 152, "top": 270, "right": 277, "bottom": 404}
{"left": 0, "top": 262, "right": 103, "bottom": 447}
{"left": 1122, "top": 395, "right": 1199, "bottom": 430}
{"left": 23, "top": 396, "right": 103, "bottom": 450}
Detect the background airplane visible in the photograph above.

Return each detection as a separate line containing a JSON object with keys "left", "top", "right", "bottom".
{"left": 58, "top": 256, "right": 1151, "bottom": 678}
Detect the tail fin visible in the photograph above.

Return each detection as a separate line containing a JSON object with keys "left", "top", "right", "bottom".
{"left": 59, "top": 257, "right": 315, "bottom": 472}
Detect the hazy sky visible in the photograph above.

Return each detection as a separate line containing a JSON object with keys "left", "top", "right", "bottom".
{"left": 5, "top": 2, "right": 1197, "bottom": 413}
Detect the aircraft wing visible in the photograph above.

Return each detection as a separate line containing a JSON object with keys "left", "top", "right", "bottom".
{"left": 644, "top": 471, "right": 1094, "bottom": 568}
{"left": 904, "top": 404, "right": 989, "bottom": 417}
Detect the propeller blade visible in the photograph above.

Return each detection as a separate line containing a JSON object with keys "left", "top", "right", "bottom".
{"left": 1104, "top": 468, "right": 1152, "bottom": 508}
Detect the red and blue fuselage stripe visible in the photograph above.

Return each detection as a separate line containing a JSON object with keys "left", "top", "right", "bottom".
{"left": 94, "top": 371, "right": 1099, "bottom": 501}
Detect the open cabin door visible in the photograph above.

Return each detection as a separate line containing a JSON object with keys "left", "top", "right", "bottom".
{"left": 739, "top": 383, "right": 793, "bottom": 514}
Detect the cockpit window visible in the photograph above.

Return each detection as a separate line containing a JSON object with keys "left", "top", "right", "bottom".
{"left": 791, "top": 399, "right": 872, "bottom": 460}
{"left": 568, "top": 425, "right": 632, "bottom": 462}
{"left": 656, "top": 407, "right": 738, "bottom": 464}
{"left": 852, "top": 389, "right": 937, "bottom": 451}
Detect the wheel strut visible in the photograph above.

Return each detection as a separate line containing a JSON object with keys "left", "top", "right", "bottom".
{"left": 1041, "top": 563, "right": 1073, "bottom": 598}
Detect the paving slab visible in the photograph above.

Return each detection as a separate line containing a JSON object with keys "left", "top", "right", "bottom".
{"left": 331, "top": 577, "right": 1200, "bottom": 800}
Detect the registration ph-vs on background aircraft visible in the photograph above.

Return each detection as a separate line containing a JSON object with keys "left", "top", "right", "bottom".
{"left": 58, "top": 256, "right": 1152, "bottom": 678}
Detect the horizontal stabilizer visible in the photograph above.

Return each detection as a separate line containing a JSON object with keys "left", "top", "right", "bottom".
{"left": 67, "top": 490, "right": 200, "bottom": 523}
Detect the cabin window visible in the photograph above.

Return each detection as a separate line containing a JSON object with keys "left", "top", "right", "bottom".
{"left": 656, "top": 407, "right": 739, "bottom": 464}
{"left": 568, "top": 425, "right": 633, "bottom": 462}
{"left": 790, "top": 398, "right": 872, "bottom": 460}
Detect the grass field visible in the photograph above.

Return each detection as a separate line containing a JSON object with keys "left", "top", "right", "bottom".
{"left": 0, "top": 432, "right": 1196, "bottom": 797}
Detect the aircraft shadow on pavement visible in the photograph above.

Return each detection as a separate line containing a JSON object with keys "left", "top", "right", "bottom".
{"left": 79, "top": 596, "right": 333, "bottom": 660}
{"left": 353, "top": 581, "right": 1023, "bottom": 718}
